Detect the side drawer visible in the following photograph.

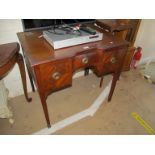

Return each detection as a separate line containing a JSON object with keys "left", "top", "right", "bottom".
{"left": 39, "top": 59, "right": 72, "bottom": 93}
{"left": 102, "top": 48, "right": 127, "bottom": 74}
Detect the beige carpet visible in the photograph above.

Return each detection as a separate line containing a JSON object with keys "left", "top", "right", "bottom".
{"left": 0, "top": 73, "right": 111, "bottom": 134}
{"left": 0, "top": 70, "right": 155, "bottom": 135}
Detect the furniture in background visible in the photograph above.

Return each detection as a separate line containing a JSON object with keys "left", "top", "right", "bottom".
{"left": 0, "top": 43, "right": 31, "bottom": 112}
{"left": 17, "top": 27, "right": 129, "bottom": 127}
{"left": 95, "top": 19, "right": 141, "bottom": 71}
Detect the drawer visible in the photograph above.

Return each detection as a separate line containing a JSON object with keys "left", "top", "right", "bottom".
{"left": 39, "top": 59, "right": 72, "bottom": 93}
{"left": 73, "top": 51, "right": 98, "bottom": 70}
{"left": 102, "top": 48, "right": 127, "bottom": 74}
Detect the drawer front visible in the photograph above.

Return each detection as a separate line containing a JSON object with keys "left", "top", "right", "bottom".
{"left": 39, "top": 59, "right": 72, "bottom": 93}
{"left": 73, "top": 51, "right": 98, "bottom": 70}
{"left": 102, "top": 48, "right": 127, "bottom": 74}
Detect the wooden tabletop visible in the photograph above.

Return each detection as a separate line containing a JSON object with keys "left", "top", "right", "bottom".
{"left": 17, "top": 30, "right": 128, "bottom": 67}
{"left": 0, "top": 42, "right": 19, "bottom": 67}
{"left": 96, "top": 19, "right": 133, "bottom": 32}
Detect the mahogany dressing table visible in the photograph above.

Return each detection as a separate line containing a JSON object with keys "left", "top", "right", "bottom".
{"left": 17, "top": 28, "right": 129, "bottom": 128}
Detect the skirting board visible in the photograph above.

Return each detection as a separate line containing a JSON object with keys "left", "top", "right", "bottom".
{"left": 33, "top": 80, "right": 112, "bottom": 135}
{"left": 139, "top": 56, "right": 155, "bottom": 65}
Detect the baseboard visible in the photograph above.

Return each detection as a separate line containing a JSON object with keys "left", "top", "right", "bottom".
{"left": 139, "top": 56, "right": 155, "bottom": 65}
{"left": 33, "top": 80, "right": 111, "bottom": 135}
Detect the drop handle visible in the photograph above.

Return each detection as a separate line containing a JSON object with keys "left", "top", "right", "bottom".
{"left": 52, "top": 72, "right": 61, "bottom": 80}
{"left": 110, "top": 57, "right": 116, "bottom": 64}
{"left": 82, "top": 57, "right": 89, "bottom": 64}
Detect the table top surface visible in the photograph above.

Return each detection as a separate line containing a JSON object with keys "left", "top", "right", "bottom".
{"left": 96, "top": 19, "right": 133, "bottom": 32}
{"left": 17, "top": 30, "right": 128, "bottom": 67}
{"left": 0, "top": 42, "right": 19, "bottom": 67}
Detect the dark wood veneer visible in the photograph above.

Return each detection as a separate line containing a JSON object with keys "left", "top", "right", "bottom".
{"left": 17, "top": 28, "right": 129, "bottom": 128}
{"left": 0, "top": 43, "right": 31, "bottom": 102}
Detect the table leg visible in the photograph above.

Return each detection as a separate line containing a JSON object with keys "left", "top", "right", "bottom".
{"left": 39, "top": 93, "right": 51, "bottom": 128}
{"left": 108, "top": 73, "right": 120, "bottom": 102}
{"left": 27, "top": 66, "right": 35, "bottom": 92}
{"left": 84, "top": 68, "right": 89, "bottom": 76}
{"left": 100, "top": 76, "right": 104, "bottom": 88}
{"left": 17, "top": 53, "right": 32, "bottom": 102}
{"left": 33, "top": 66, "right": 51, "bottom": 128}
{"left": 22, "top": 47, "right": 35, "bottom": 92}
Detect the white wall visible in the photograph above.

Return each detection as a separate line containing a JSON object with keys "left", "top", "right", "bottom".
{"left": 134, "top": 19, "right": 155, "bottom": 61}
{"left": 0, "top": 19, "right": 31, "bottom": 97}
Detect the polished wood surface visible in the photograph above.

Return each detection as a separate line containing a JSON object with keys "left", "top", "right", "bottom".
{"left": 0, "top": 43, "right": 18, "bottom": 67}
{"left": 0, "top": 42, "right": 31, "bottom": 102}
{"left": 17, "top": 31, "right": 128, "bottom": 66}
{"left": 96, "top": 19, "right": 141, "bottom": 71}
{"left": 17, "top": 29, "right": 129, "bottom": 128}
{"left": 96, "top": 19, "right": 132, "bottom": 33}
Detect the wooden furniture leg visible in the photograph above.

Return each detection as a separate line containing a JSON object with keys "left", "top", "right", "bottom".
{"left": 100, "top": 76, "right": 104, "bottom": 88}
{"left": 108, "top": 73, "right": 120, "bottom": 102}
{"left": 17, "top": 53, "right": 32, "bottom": 102}
{"left": 39, "top": 93, "right": 51, "bottom": 128}
{"left": 27, "top": 66, "right": 35, "bottom": 92}
{"left": 33, "top": 66, "right": 51, "bottom": 127}
{"left": 22, "top": 47, "right": 35, "bottom": 92}
{"left": 84, "top": 68, "right": 89, "bottom": 76}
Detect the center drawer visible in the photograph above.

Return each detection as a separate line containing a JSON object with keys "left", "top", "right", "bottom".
{"left": 73, "top": 50, "right": 98, "bottom": 70}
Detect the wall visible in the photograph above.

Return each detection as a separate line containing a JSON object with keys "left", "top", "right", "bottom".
{"left": 134, "top": 19, "right": 155, "bottom": 62}
{"left": 0, "top": 19, "right": 32, "bottom": 97}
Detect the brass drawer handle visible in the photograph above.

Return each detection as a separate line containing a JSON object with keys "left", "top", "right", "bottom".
{"left": 110, "top": 57, "right": 116, "bottom": 64}
{"left": 82, "top": 57, "right": 89, "bottom": 64}
{"left": 52, "top": 72, "right": 61, "bottom": 80}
